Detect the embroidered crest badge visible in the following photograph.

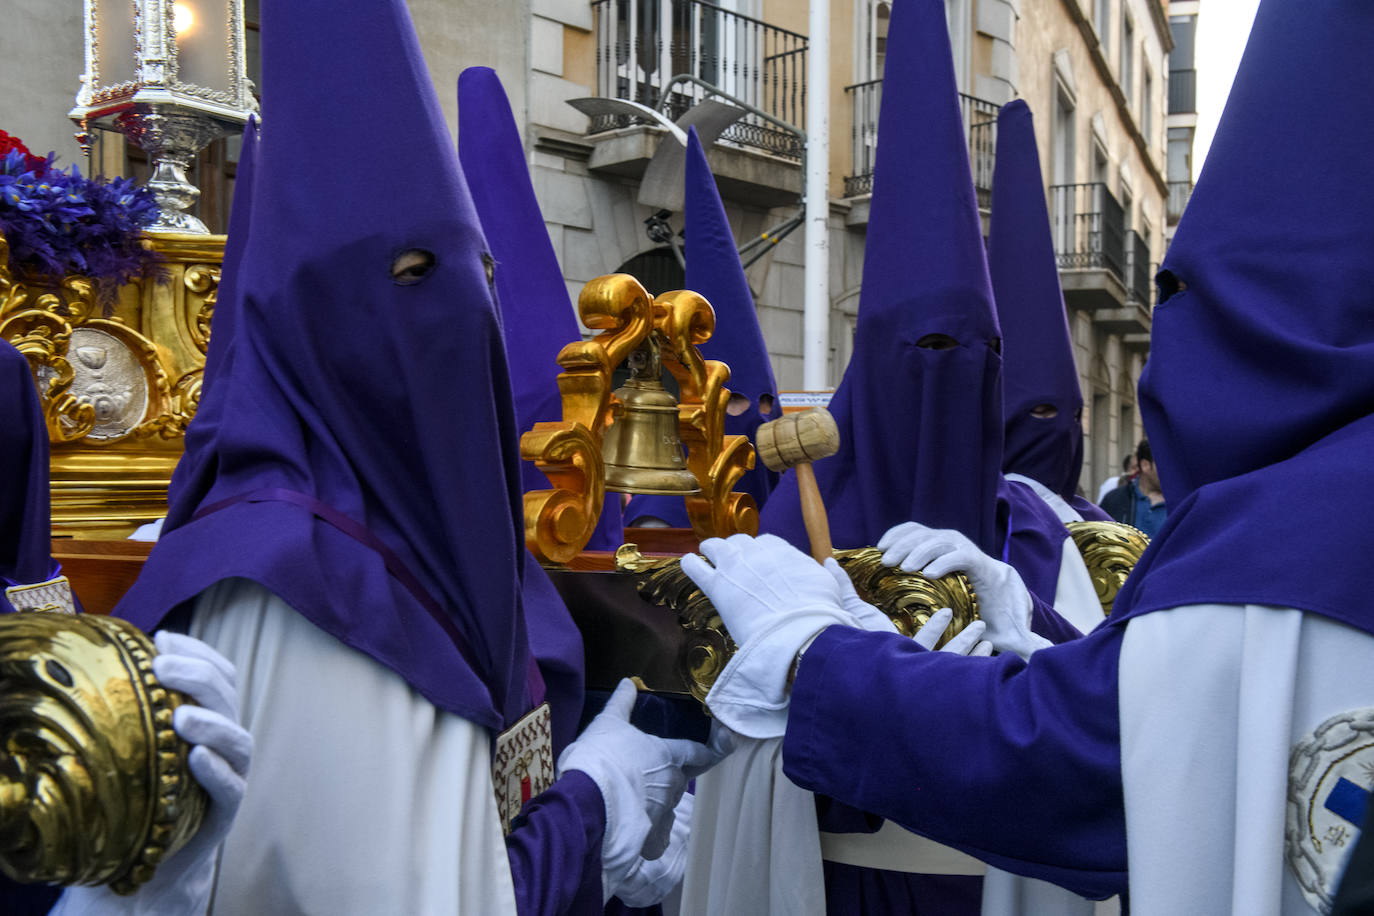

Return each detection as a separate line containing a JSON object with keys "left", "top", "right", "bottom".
{"left": 1287, "top": 706, "right": 1374, "bottom": 914}
{"left": 491, "top": 701, "right": 554, "bottom": 835}
{"left": 5, "top": 576, "right": 78, "bottom": 614}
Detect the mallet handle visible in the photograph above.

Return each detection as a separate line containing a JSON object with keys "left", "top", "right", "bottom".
{"left": 794, "top": 462, "right": 832, "bottom": 564}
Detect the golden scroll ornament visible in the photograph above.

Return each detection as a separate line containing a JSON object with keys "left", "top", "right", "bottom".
{"left": 0, "top": 613, "right": 208, "bottom": 894}
{"left": 615, "top": 545, "right": 979, "bottom": 703}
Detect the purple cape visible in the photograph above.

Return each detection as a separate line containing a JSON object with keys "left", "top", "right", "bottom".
{"left": 989, "top": 100, "right": 1106, "bottom": 520}
{"left": 760, "top": 0, "right": 1003, "bottom": 560}
{"left": 626, "top": 127, "right": 780, "bottom": 529}
{"left": 458, "top": 66, "right": 623, "bottom": 553}
{"left": 116, "top": 0, "right": 540, "bottom": 733}
{"left": 0, "top": 340, "right": 57, "bottom": 606}
{"left": 1111, "top": 0, "right": 1374, "bottom": 635}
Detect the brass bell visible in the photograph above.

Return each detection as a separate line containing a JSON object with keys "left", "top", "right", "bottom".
{"left": 603, "top": 336, "right": 702, "bottom": 495}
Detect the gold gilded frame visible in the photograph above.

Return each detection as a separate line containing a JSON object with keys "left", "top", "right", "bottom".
{"left": 522, "top": 274, "right": 757, "bottom": 564}
{"left": 0, "top": 230, "right": 223, "bottom": 537}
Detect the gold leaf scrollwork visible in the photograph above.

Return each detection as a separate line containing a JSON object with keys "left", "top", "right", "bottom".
{"left": 614, "top": 545, "right": 979, "bottom": 703}
{"left": 521, "top": 275, "right": 654, "bottom": 564}
{"left": 183, "top": 265, "right": 220, "bottom": 354}
{"left": 1066, "top": 520, "right": 1150, "bottom": 616}
{"left": 0, "top": 308, "right": 95, "bottom": 443}
{"left": 654, "top": 290, "right": 758, "bottom": 539}
{"left": 522, "top": 274, "right": 761, "bottom": 563}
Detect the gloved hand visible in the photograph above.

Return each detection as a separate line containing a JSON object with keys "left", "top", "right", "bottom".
{"left": 51, "top": 631, "right": 252, "bottom": 916}
{"left": 557, "top": 679, "right": 723, "bottom": 903}
{"left": 682, "top": 534, "right": 853, "bottom": 739}
{"left": 610, "top": 792, "right": 695, "bottom": 907}
{"left": 877, "top": 522, "right": 1051, "bottom": 661}
{"left": 823, "top": 557, "right": 899, "bottom": 634}
{"left": 913, "top": 608, "right": 993, "bottom": 656}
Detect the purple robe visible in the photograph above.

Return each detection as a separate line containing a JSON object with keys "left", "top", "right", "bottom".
{"left": 113, "top": 1, "right": 604, "bottom": 909}
{"left": 626, "top": 128, "right": 780, "bottom": 529}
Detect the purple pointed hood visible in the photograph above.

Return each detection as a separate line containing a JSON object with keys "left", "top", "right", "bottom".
{"left": 0, "top": 341, "right": 56, "bottom": 607}
{"left": 760, "top": 0, "right": 1004, "bottom": 554}
{"left": 458, "top": 66, "right": 622, "bottom": 551}
{"left": 118, "top": 0, "right": 541, "bottom": 731}
{"left": 626, "top": 127, "right": 780, "bottom": 528}
{"left": 990, "top": 100, "right": 1088, "bottom": 501}
{"left": 1112, "top": 0, "right": 1374, "bottom": 634}
{"left": 163, "top": 117, "right": 258, "bottom": 532}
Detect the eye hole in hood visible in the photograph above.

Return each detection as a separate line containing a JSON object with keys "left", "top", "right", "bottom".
{"left": 391, "top": 248, "right": 436, "bottom": 286}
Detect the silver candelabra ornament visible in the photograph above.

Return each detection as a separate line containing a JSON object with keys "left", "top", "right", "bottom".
{"left": 69, "top": 0, "right": 258, "bottom": 235}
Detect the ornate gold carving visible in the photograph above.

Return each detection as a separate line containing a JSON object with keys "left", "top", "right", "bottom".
{"left": 0, "top": 613, "right": 207, "bottom": 894}
{"left": 522, "top": 275, "right": 758, "bottom": 564}
{"left": 654, "top": 290, "right": 758, "bottom": 539}
{"left": 614, "top": 545, "right": 979, "bottom": 702}
{"left": 0, "top": 230, "right": 224, "bottom": 535}
{"left": 1066, "top": 520, "right": 1151, "bottom": 616}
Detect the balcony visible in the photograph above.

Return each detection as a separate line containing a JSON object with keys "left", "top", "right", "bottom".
{"left": 1166, "top": 180, "right": 1192, "bottom": 223}
{"left": 1168, "top": 68, "right": 1196, "bottom": 115}
{"left": 590, "top": 0, "right": 806, "bottom": 161}
{"left": 843, "top": 81, "right": 1000, "bottom": 208}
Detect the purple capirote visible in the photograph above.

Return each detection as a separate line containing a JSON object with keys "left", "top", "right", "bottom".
{"left": 1110, "top": 0, "right": 1374, "bottom": 635}
{"left": 458, "top": 65, "right": 623, "bottom": 553}
{"left": 626, "top": 126, "right": 780, "bottom": 529}
{"left": 989, "top": 99, "right": 1107, "bottom": 520}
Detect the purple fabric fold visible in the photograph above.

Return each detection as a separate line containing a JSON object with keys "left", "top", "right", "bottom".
{"left": 1112, "top": 0, "right": 1374, "bottom": 635}
{"left": 0, "top": 341, "right": 57, "bottom": 607}
{"left": 507, "top": 769, "right": 607, "bottom": 915}
{"left": 118, "top": 0, "right": 538, "bottom": 732}
{"left": 784, "top": 624, "right": 1126, "bottom": 901}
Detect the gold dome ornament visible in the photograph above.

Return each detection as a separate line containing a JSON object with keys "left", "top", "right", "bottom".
{"left": 1065, "top": 520, "right": 1151, "bottom": 616}
{"left": 0, "top": 613, "right": 208, "bottom": 894}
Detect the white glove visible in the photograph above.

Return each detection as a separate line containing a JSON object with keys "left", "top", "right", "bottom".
{"left": 823, "top": 558, "right": 899, "bottom": 634}
{"left": 913, "top": 608, "right": 993, "bottom": 656}
{"left": 877, "top": 522, "right": 1051, "bottom": 661}
{"left": 682, "top": 534, "right": 853, "bottom": 739}
{"left": 557, "top": 679, "right": 723, "bottom": 903}
{"left": 610, "top": 792, "right": 695, "bottom": 906}
{"left": 51, "top": 631, "right": 252, "bottom": 916}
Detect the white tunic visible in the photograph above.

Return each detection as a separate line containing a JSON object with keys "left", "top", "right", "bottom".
{"left": 189, "top": 578, "right": 519, "bottom": 916}
{"left": 1120, "top": 604, "right": 1374, "bottom": 915}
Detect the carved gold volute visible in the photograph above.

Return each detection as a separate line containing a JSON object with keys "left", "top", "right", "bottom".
{"left": 521, "top": 274, "right": 758, "bottom": 564}
{"left": 0, "top": 228, "right": 224, "bottom": 536}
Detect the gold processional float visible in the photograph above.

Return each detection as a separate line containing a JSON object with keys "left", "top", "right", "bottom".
{"left": 0, "top": 232, "right": 1150, "bottom": 892}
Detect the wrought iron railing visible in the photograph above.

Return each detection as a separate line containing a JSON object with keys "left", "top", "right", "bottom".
{"left": 1168, "top": 68, "right": 1196, "bottom": 115}
{"left": 590, "top": 0, "right": 807, "bottom": 160}
{"left": 843, "top": 81, "right": 1000, "bottom": 205}
{"left": 1166, "top": 180, "right": 1192, "bottom": 223}
{"left": 1050, "top": 182, "right": 1125, "bottom": 280}
{"left": 1124, "top": 230, "right": 1151, "bottom": 306}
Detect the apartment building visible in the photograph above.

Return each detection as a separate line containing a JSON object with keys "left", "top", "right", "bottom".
{"left": 3, "top": 0, "right": 1186, "bottom": 496}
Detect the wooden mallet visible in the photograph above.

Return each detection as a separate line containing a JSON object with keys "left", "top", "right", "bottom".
{"left": 755, "top": 408, "right": 841, "bottom": 563}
